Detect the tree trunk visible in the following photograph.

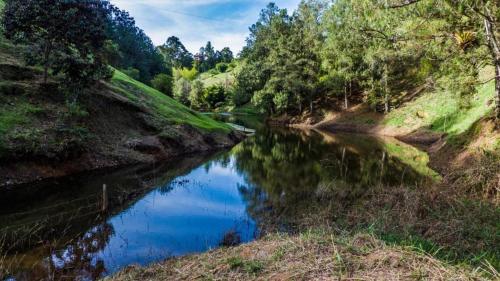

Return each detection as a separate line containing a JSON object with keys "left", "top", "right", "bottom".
{"left": 384, "top": 93, "right": 390, "bottom": 114}
{"left": 43, "top": 66, "right": 48, "bottom": 84}
{"left": 344, "top": 84, "right": 349, "bottom": 110}
{"left": 341, "top": 147, "right": 346, "bottom": 178}
{"left": 43, "top": 41, "right": 51, "bottom": 84}
{"left": 384, "top": 64, "right": 390, "bottom": 114}
{"left": 349, "top": 80, "right": 352, "bottom": 107}
{"left": 484, "top": 17, "right": 500, "bottom": 125}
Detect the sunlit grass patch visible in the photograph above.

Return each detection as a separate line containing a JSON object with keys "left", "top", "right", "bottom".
{"left": 0, "top": 101, "right": 42, "bottom": 154}
{"left": 111, "top": 70, "right": 231, "bottom": 133}
{"left": 384, "top": 80, "right": 495, "bottom": 138}
{"left": 382, "top": 140, "right": 441, "bottom": 180}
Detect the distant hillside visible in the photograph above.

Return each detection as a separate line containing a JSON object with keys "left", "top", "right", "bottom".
{"left": 198, "top": 62, "right": 240, "bottom": 88}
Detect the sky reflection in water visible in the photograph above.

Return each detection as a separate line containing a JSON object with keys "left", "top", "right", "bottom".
{"left": 1, "top": 127, "right": 438, "bottom": 280}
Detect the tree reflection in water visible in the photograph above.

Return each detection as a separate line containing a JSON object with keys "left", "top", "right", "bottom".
{"left": 1, "top": 127, "right": 442, "bottom": 280}
{"left": 5, "top": 222, "right": 113, "bottom": 281}
{"left": 229, "top": 128, "right": 435, "bottom": 232}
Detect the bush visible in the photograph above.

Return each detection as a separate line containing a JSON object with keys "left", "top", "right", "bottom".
{"left": 189, "top": 80, "right": 205, "bottom": 109}
{"left": 173, "top": 77, "right": 191, "bottom": 106}
{"left": 208, "top": 68, "right": 219, "bottom": 75}
{"left": 216, "top": 62, "right": 229, "bottom": 73}
{"left": 204, "top": 85, "right": 226, "bottom": 109}
{"left": 174, "top": 67, "right": 198, "bottom": 81}
{"left": 151, "top": 73, "right": 173, "bottom": 96}
{"left": 273, "top": 92, "right": 290, "bottom": 114}
{"left": 122, "top": 67, "right": 140, "bottom": 81}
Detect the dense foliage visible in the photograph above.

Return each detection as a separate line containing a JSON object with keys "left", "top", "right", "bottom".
{"left": 158, "top": 36, "right": 194, "bottom": 69}
{"left": 194, "top": 42, "right": 234, "bottom": 73}
{"left": 2, "top": 0, "right": 111, "bottom": 92}
{"left": 235, "top": 0, "right": 500, "bottom": 122}
{"left": 1, "top": 0, "right": 173, "bottom": 96}
{"left": 105, "top": 5, "right": 169, "bottom": 84}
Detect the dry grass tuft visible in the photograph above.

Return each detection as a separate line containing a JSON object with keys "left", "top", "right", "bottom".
{"left": 105, "top": 231, "right": 494, "bottom": 281}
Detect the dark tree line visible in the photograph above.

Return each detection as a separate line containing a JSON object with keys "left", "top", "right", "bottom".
{"left": 2, "top": 0, "right": 111, "bottom": 90}
{"left": 2, "top": 0, "right": 171, "bottom": 95}
{"left": 195, "top": 41, "right": 234, "bottom": 72}
{"left": 159, "top": 36, "right": 234, "bottom": 73}
{"left": 104, "top": 5, "right": 169, "bottom": 83}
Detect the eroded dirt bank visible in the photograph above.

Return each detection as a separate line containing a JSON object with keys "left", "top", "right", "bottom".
{"left": 0, "top": 85, "right": 244, "bottom": 187}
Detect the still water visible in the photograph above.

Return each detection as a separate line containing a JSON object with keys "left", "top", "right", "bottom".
{"left": 0, "top": 121, "right": 438, "bottom": 280}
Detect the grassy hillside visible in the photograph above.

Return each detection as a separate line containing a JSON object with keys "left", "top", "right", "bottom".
{"left": 321, "top": 72, "right": 496, "bottom": 149}
{"left": 0, "top": 10, "right": 238, "bottom": 185}
{"left": 199, "top": 71, "right": 235, "bottom": 88}
{"left": 384, "top": 80, "right": 495, "bottom": 139}
{"left": 110, "top": 70, "right": 231, "bottom": 133}
{"left": 198, "top": 62, "right": 240, "bottom": 88}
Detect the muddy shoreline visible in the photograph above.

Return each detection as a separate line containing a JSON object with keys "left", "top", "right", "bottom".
{"left": 0, "top": 131, "right": 245, "bottom": 188}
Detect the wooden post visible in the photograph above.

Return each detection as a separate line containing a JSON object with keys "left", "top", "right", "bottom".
{"left": 102, "top": 184, "right": 108, "bottom": 212}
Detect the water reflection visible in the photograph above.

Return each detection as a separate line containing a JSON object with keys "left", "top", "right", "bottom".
{"left": 0, "top": 127, "right": 438, "bottom": 280}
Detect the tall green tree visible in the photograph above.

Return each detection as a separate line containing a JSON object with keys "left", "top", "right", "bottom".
{"left": 173, "top": 77, "right": 191, "bottom": 106}
{"left": 219, "top": 47, "right": 234, "bottom": 63}
{"left": 384, "top": 0, "right": 499, "bottom": 122}
{"left": 158, "top": 36, "right": 194, "bottom": 69}
{"left": 196, "top": 41, "right": 217, "bottom": 72}
{"left": 105, "top": 5, "right": 168, "bottom": 83}
{"left": 189, "top": 80, "right": 205, "bottom": 109}
{"left": 238, "top": 1, "right": 325, "bottom": 114}
{"left": 2, "top": 0, "right": 110, "bottom": 88}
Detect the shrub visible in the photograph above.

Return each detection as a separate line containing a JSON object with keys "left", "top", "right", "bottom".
{"left": 151, "top": 73, "right": 173, "bottom": 96}
{"left": 216, "top": 62, "right": 229, "bottom": 73}
{"left": 173, "top": 77, "right": 191, "bottom": 106}
{"left": 273, "top": 92, "right": 290, "bottom": 114}
{"left": 233, "top": 88, "right": 252, "bottom": 106}
{"left": 122, "top": 67, "right": 140, "bottom": 81}
{"left": 189, "top": 80, "right": 205, "bottom": 109}
{"left": 208, "top": 68, "right": 219, "bottom": 75}
{"left": 204, "top": 85, "right": 226, "bottom": 109}
{"left": 174, "top": 67, "right": 198, "bottom": 81}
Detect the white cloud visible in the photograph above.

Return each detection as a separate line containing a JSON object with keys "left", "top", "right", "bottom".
{"left": 110, "top": 0, "right": 301, "bottom": 54}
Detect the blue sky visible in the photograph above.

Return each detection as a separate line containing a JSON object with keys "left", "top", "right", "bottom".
{"left": 110, "top": 0, "right": 302, "bottom": 54}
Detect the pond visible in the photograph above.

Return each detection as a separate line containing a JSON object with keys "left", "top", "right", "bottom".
{"left": 0, "top": 120, "right": 439, "bottom": 280}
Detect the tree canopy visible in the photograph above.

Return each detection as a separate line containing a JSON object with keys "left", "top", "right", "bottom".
{"left": 158, "top": 36, "right": 194, "bottom": 69}
{"left": 2, "top": 0, "right": 111, "bottom": 89}
{"left": 234, "top": 0, "right": 500, "bottom": 122}
{"left": 105, "top": 5, "right": 169, "bottom": 83}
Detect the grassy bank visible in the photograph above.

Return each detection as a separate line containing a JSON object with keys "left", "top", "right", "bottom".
{"left": 0, "top": 18, "right": 239, "bottom": 186}
{"left": 383, "top": 80, "right": 495, "bottom": 139}
{"left": 110, "top": 70, "right": 231, "bottom": 133}
{"left": 107, "top": 230, "right": 496, "bottom": 281}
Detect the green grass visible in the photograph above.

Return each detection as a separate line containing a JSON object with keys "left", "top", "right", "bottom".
{"left": 0, "top": 101, "right": 42, "bottom": 153}
{"left": 384, "top": 80, "right": 495, "bottom": 138}
{"left": 199, "top": 71, "right": 235, "bottom": 88}
{"left": 111, "top": 69, "right": 232, "bottom": 133}
{"left": 382, "top": 140, "right": 441, "bottom": 180}
{"left": 198, "top": 62, "right": 240, "bottom": 88}
{"left": 229, "top": 104, "right": 261, "bottom": 115}
{"left": 0, "top": 102, "right": 41, "bottom": 135}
